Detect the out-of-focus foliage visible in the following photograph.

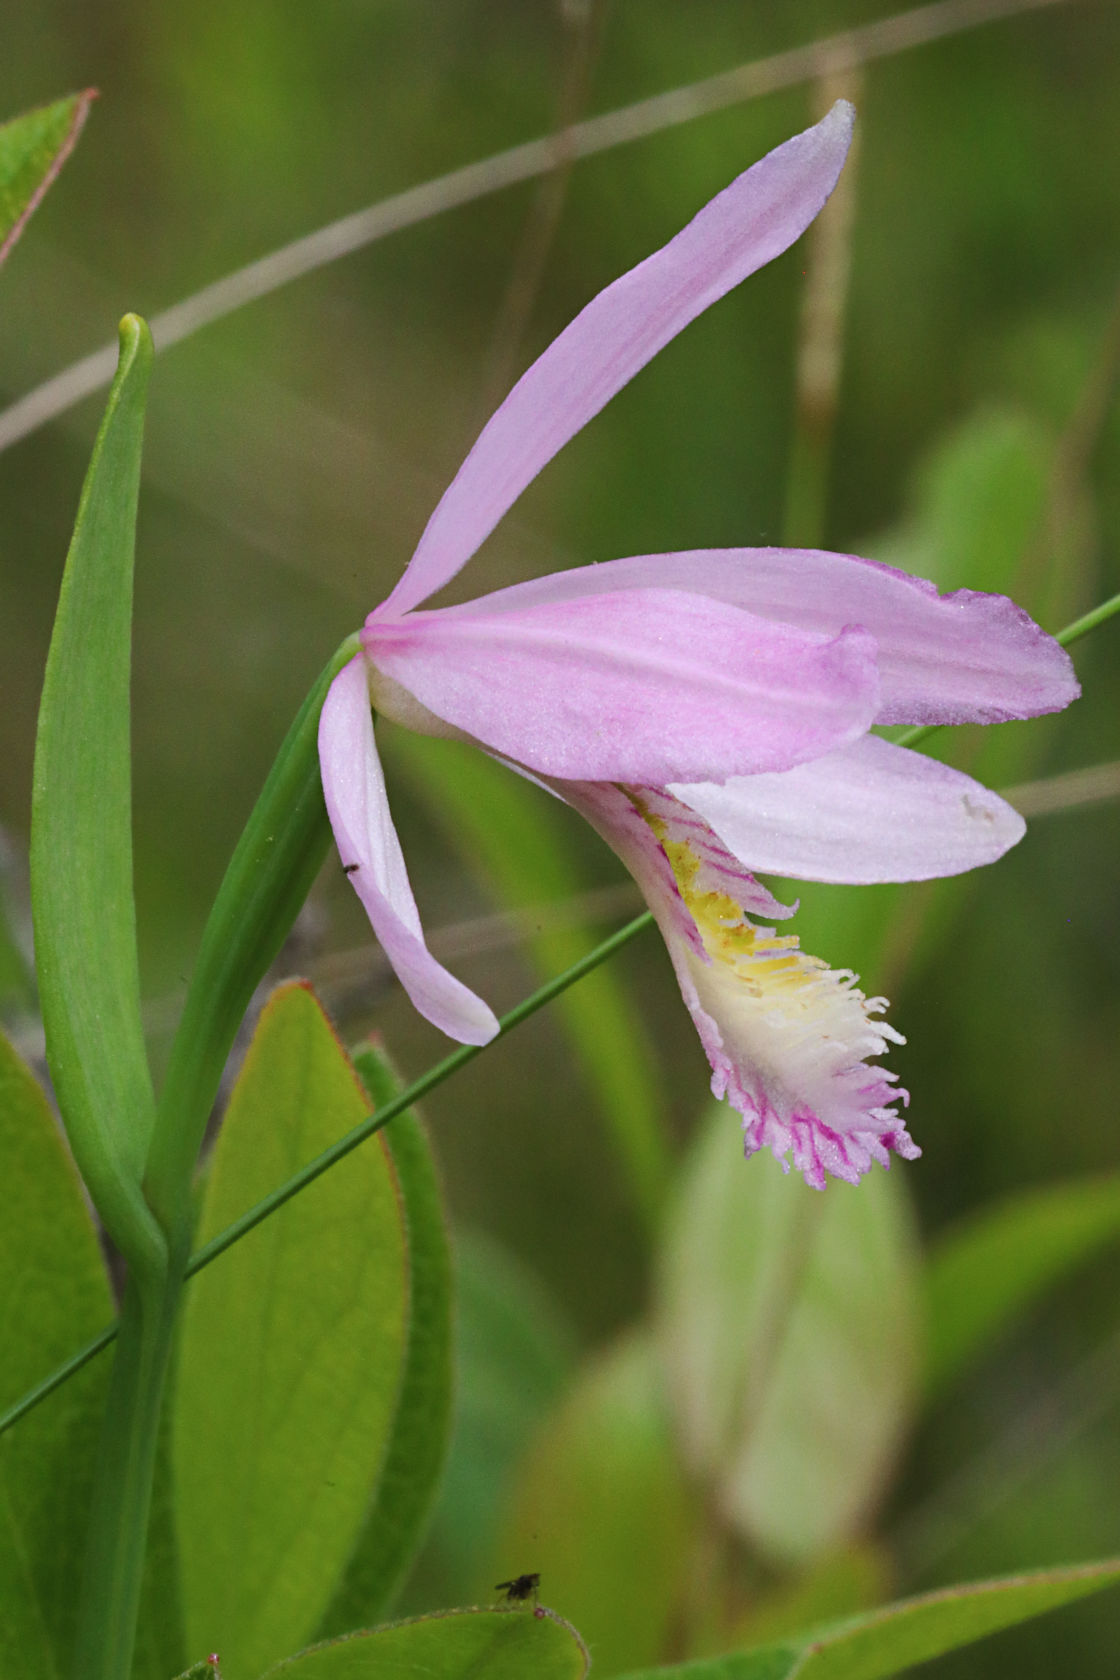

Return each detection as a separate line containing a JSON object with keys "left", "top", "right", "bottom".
{"left": 657, "top": 1110, "right": 922, "bottom": 1568}
{"left": 2, "top": 2, "right": 1120, "bottom": 1675}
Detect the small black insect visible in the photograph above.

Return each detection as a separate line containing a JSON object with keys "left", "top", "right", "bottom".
{"left": 342, "top": 863, "right": 360, "bottom": 875}
{"left": 495, "top": 1572, "right": 540, "bottom": 1606}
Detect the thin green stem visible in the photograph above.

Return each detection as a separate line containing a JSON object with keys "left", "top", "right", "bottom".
{"left": 0, "top": 909, "right": 655, "bottom": 1440}
{"left": 1056, "top": 588, "right": 1120, "bottom": 648}
{"left": 70, "top": 1266, "right": 179, "bottom": 1680}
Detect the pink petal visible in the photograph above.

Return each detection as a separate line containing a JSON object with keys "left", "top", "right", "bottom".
{"left": 363, "top": 588, "right": 879, "bottom": 783}
{"left": 380, "top": 102, "right": 855, "bottom": 616}
{"left": 318, "top": 656, "right": 499, "bottom": 1045}
{"left": 458, "top": 547, "right": 1079, "bottom": 726}
{"left": 669, "top": 733, "right": 1025, "bottom": 884}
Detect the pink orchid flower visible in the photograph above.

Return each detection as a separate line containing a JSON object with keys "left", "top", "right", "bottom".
{"left": 318, "top": 102, "right": 1078, "bottom": 1188}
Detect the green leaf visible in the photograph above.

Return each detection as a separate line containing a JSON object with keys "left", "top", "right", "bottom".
{"left": 613, "top": 1557, "right": 1120, "bottom": 1680}
{"left": 0, "top": 1029, "right": 113, "bottom": 1677}
{"left": 656, "top": 1106, "right": 922, "bottom": 1565}
{"left": 29, "top": 315, "right": 161, "bottom": 1271}
{"left": 496, "top": 1333, "right": 700, "bottom": 1678}
{"left": 0, "top": 91, "right": 95, "bottom": 265}
{"left": 171, "top": 984, "right": 409, "bottom": 1680}
{"left": 316, "top": 1045, "right": 454, "bottom": 1633}
{"left": 924, "top": 1174, "right": 1120, "bottom": 1402}
{"left": 259, "top": 1606, "right": 589, "bottom": 1677}
{"left": 388, "top": 731, "right": 671, "bottom": 1230}
{"left": 406, "top": 1230, "right": 576, "bottom": 1612}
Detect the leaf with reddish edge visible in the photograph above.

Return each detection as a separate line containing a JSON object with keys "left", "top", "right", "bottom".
{"left": 0, "top": 90, "right": 96, "bottom": 265}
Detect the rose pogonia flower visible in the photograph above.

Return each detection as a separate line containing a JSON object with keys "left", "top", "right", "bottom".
{"left": 318, "top": 102, "right": 1078, "bottom": 1186}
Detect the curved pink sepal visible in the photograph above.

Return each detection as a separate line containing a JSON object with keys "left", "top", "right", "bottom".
{"left": 318, "top": 657, "right": 499, "bottom": 1045}
{"left": 381, "top": 101, "right": 855, "bottom": 615}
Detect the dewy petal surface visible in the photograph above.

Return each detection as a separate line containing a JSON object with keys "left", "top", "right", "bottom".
{"left": 363, "top": 588, "right": 879, "bottom": 783}
{"left": 564, "top": 780, "right": 916, "bottom": 1189}
{"left": 318, "top": 656, "right": 499, "bottom": 1045}
{"left": 670, "top": 734, "right": 1025, "bottom": 884}
{"left": 460, "top": 547, "right": 1079, "bottom": 726}
{"left": 380, "top": 101, "right": 854, "bottom": 616}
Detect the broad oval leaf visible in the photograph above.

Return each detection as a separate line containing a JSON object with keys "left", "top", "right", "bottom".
{"left": 0, "top": 90, "right": 95, "bottom": 265}
{"left": 171, "top": 983, "right": 409, "bottom": 1680}
{"left": 261, "top": 1606, "right": 588, "bottom": 1678}
{"left": 656, "top": 1104, "right": 922, "bottom": 1565}
{"left": 316, "top": 1045, "right": 454, "bottom": 1633}
{"left": 0, "top": 1030, "right": 112, "bottom": 1677}
{"left": 497, "top": 1332, "right": 699, "bottom": 1677}
{"left": 924, "top": 1173, "right": 1120, "bottom": 1402}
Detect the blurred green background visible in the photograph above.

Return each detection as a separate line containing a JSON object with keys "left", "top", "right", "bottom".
{"left": 2, "top": 1, "right": 1120, "bottom": 1675}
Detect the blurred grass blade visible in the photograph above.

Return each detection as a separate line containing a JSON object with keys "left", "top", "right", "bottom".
{"left": 260, "top": 1606, "right": 589, "bottom": 1678}
{"left": 29, "top": 315, "right": 162, "bottom": 1269}
{"left": 924, "top": 1174, "right": 1120, "bottom": 1402}
{"left": 0, "top": 1031, "right": 114, "bottom": 1676}
{"left": 0, "top": 90, "right": 95, "bottom": 266}
{"left": 613, "top": 1557, "right": 1120, "bottom": 1679}
{"left": 316, "top": 1045, "right": 454, "bottom": 1633}
{"left": 172, "top": 984, "right": 409, "bottom": 1680}
{"left": 389, "top": 732, "right": 671, "bottom": 1232}
{"left": 656, "top": 1105, "right": 922, "bottom": 1566}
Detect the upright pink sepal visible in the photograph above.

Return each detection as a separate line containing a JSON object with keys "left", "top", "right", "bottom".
{"left": 381, "top": 101, "right": 855, "bottom": 615}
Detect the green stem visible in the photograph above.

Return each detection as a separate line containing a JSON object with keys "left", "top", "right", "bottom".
{"left": 70, "top": 1266, "right": 179, "bottom": 1680}
{"left": 1056, "top": 588, "right": 1120, "bottom": 647}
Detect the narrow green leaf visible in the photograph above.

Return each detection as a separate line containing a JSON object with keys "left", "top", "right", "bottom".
{"left": 317, "top": 1045, "right": 454, "bottom": 1633}
{"left": 0, "top": 1029, "right": 113, "bottom": 1677}
{"left": 260, "top": 1606, "right": 589, "bottom": 1678}
{"left": 29, "top": 314, "right": 161, "bottom": 1271}
{"left": 171, "top": 983, "right": 409, "bottom": 1680}
{"left": 614, "top": 1559, "right": 1120, "bottom": 1680}
{"left": 924, "top": 1174, "right": 1120, "bottom": 1402}
{"left": 388, "top": 731, "right": 671, "bottom": 1230}
{"left": 656, "top": 1106, "right": 922, "bottom": 1565}
{"left": 786, "top": 1556, "right": 1120, "bottom": 1680}
{"left": 497, "top": 1333, "right": 699, "bottom": 1677}
{"left": 0, "top": 90, "right": 95, "bottom": 265}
